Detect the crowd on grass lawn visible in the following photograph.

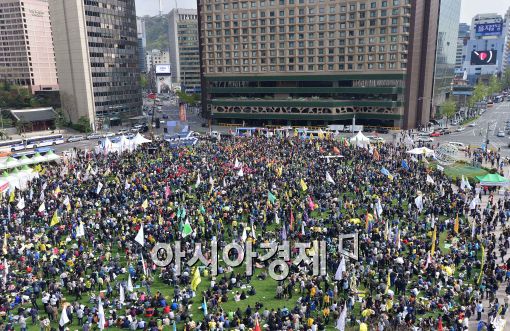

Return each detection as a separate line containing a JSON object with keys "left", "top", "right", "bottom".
{"left": 1, "top": 132, "right": 510, "bottom": 331}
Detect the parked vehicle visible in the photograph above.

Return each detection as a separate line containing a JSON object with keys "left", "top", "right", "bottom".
{"left": 86, "top": 133, "right": 101, "bottom": 140}
{"left": 430, "top": 132, "right": 441, "bottom": 137}
{"left": 416, "top": 137, "right": 434, "bottom": 142}
{"left": 376, "top": 128, "right": 390, "bottom": 134}
{"left": 456, "top": 127, "right": 465, "bottom": 132}
{"left": 468, "top": 122, "right": 477, "bottom": 127}
{"left": 497, "top": 130, "right": 505, "bottom": 137}
{"left": 448, "top": 142, "right": 466, "bottom": 151}
{"left": 67, "top": 135, "right": 85, "bottom": 143}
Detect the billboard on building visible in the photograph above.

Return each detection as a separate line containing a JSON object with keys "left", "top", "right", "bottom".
{"left": 155, "top": 64, "right": 171, "bottom": 74}
{"left": 470, "top": 50, "right": 497, "bottom": 65}
{"left": 157, "top": 75, "right": 172, "bottom": 94}
{"left": 474, "top": 23, "right": 503, "bottom": 36}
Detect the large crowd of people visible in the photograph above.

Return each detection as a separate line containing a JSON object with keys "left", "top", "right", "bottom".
{"left": 0, "top": 132, "right": 508, "bottom": 331}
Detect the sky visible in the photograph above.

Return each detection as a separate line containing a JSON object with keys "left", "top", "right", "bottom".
{"left": 460, "top": 0, "right": 508, "bottom": 24}
{"left": 135, "top": 0, "right": 508, "bottom": 23}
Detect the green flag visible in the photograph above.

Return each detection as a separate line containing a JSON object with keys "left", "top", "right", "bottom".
{"left": 268, "top": 191, "right": 277, "bottom": 204}
{"left": 182, "top": 222, "right": 193, "bottom": 238}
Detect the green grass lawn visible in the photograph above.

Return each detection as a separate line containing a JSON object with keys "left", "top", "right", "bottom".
{"left": 443, "top": 163, "right": 488, "bottom": 181}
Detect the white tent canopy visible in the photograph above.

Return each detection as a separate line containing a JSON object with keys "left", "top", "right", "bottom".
{"left": 349, "top": 131, "right": 370, "bottom": 148}
{"left": 0, "top": 152, "right": 61, "bottom": 171}
{"left": 406, "top": 147, "right": 435, "bottom": 157}
{"left": 96, "top": 134, "right": 152, "bottom": 154}
{"left": 133, "top": 133, "right": 151, "bottom": 145}
{"left": 1, "top": 167, "right": 39, "bottom": 191}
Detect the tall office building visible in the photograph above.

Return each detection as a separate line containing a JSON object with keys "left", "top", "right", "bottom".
{"left": 432, "top": 0, "right": 461, "bottom": 114}
{"left": 48, "top": 0, "right": 142, "bottom": 128}
{"left": 168, "top": 8, "right": 201, "bottom": 93}
{"left": 146, "top": 49, "right": 170, "bottom": 73}
{"left": 0, "top": 0, "right": 58, "bottom": 93}
{"left": 504, "top": 8, "right": 510, "bottom": 70}
{"left": 455, "top": 23, "right": 470, "bottom": 72}
{"left": 137, "top": 17, "right": 147, "bottom": 73}
{"left": 461, "top": 13, "right": 507, "bottom": 84}
{"left": 198, "top": 0, "right": 444, "bottom": 129}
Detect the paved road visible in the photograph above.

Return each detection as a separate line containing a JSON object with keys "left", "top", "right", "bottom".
{"left": 435, "top": 101, "right": 510, "bottom": 156}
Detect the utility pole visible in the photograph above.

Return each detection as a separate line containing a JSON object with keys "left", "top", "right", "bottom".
{"left": 351, "top": 114, "right": 356, "bottom": 133}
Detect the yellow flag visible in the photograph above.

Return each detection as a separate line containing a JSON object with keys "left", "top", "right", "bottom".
{"left": 50, "top": 211, "right": 59, "bottom": 226}
{"left": 9, "top": 190, "right": 15, "bottom": 203}
{"left": 141, "top": 199, "right": 148, "bottom": 210}
{"left": 276, "top": 166, "right": 283, "bottom": 178}
{"left": 430, "top": 226, "right": 437, "bottom": 256}
{"left": 318, "top": 130, "right": 324, "bottom": 140}
{"left": 53, "top": 185, "right": 61, "bottom": 196}
{"left": 300, "top": 179, "right": 308, "bottom": 191}
{"left": 34, "top": 164, "right": 42, "bottom": 173}
{"left": 385, "top": 272, "right": 391, "bottom": 294}
{"left": 191, "top": 267, "right": 201, "bottom": 291}
{"left": 454, "top": 214, "right": 459, "bottom": 234}
{"left": 66, "top": 202, "right": 71, "bottom": 212}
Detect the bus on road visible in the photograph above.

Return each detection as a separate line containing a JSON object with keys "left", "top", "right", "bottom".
{"left": 0, "top": 139, "right": 25, "bottom": 153}
{"left": 24, "top": 134, "right": 65, "bottom": 149}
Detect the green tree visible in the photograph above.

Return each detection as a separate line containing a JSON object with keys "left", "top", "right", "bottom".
{"left": 487, "top": 75, "right": 502, "bottom": 96}
{"left": 140, "top": 74, "right": 148, "bottom": 90}
{"left": 468, "top": 82, "right": 488, "bottom": 108}
{"left": 77, "top": 116, "right": 92, "bottom": 133}
{"left": 502, "top": 68, "right": 510, "bottom": 89}
{"left": 55, "top": 108, "right": 67, "bottom": 130}
{"left": 440, "top": 99, "right": 457, "bottom": 126}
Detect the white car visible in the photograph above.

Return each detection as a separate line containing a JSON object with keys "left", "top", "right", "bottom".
{"left": 86, "top": 133, "right": 101, "bottom": 140}
{"left": 497, "top": 130, "right": 505, "bottom": 137}
{"left": 118, "top": 129, "right": 129, "bottom": 135}
{"left": 102, "top": 132, "right": 115, "bottom": 138}
{"left": 468, "top": 122, "right": 477, "bottom": 127}
{"left": 416, "top": 137, "right": 434, "bottom": 142}
{"left": 448, "top": 142, "right": 466, "bottom": 151}
{"left": 456, "top": 127, "right": 465, "bottom": 132}
{"left": 369, "top": 137, "right": 385, "bottom": 143}
{"left": 67, "top": 135, "right": 84, "bottom": 143}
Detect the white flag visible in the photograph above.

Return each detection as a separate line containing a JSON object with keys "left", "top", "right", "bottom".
{"left": 275, "top": 211, "right": 280, "bottom": 224}
{"left": 234, "top": 158, "right": 240, "bottom": 168}
{"left": 141, "top": 253, "right": 148, "bottom": 277}
{"left": 16, "top": 197, "right": 25, "bottom": 210}
{"left": 251, "top": 223, "right": 256, "bottom": 239}
{"left": 97, "top": 298, "right": 106, "bottom": 330}
{"left": 471, "top": 220, "right": 476, "bottom": 239}
{"left": 237, "top": 167, "right": 244, "bottom": 177}
{"left": 469, "top": 196, "right": 480, "bottom": 210}
{"left": 127, "top": 274, "right": 134, "bottom": 292}
{"left": 63, "top": 196, "right": 70, "bottom": 207}
{"left": 325, "top": 171, "right": 336, "bottom": 185}
{"left": 222, "top": 177, "right": 227, "bottom": 188}
{"left": 135, "top": 224, "right": 144, "bottom": 246}
{"left": 209, "top": 176, "right": 214, "bottom": 186}
{"left": 195, "top": 173, "right": 201, "bottom": 187}
{"left": 241, "top": 227, "right": 247, "bottom": 242}
{"left": 437, "top": 165, "right": 444, "bottom": 172}
{"left": 376, "top": 199, "right": 383, "bottom": 218}
{"left": 334, "top": 256, "right": 346, "bottom": 281}
{"left": 59, "top": 306, "right": 70, "bottom": 327}
{"left": 39, "top": 190, "right": 44, "bottom": 202}
{"left": 460, "top": 175, "right": 467, "bottom": 190}
{"left": 119, "top": 284, "right": 125, "bottom": 304}
{"left": 38, "top": 202, "right": 45, "bottom": 212}
{"left": 414, "top": 195, "right": 423, "bottom": 212}
{"left": 426, "top": 174, "right": 435, "bottom": 185}
{"left": 76, "top": 222, "right": 85, "bottom": 238}
{"left": 335, "top": 303, "right": 347, "bottom": 331}
{"left": 96, "top": 182, "right": 103, "bottom": 194}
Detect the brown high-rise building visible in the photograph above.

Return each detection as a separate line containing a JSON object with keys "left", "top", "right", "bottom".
{"left": 0, "top": 0, "right": 58, "bottom": 93}
{"left": 198, "top": 0, "right": 443, "bottom": 129}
